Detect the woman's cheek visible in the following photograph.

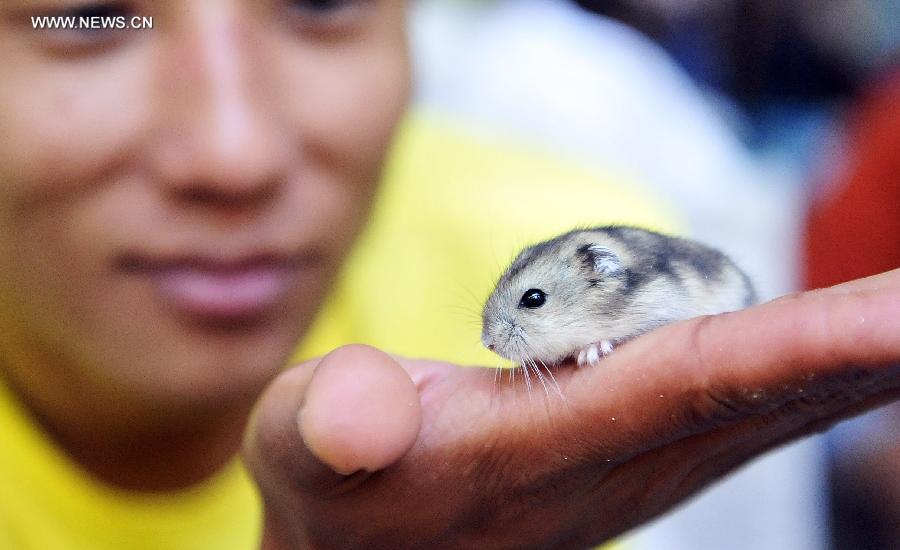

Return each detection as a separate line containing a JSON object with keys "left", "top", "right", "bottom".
{"left": 0, "top": 49, "right": 153, "bottom": 201}
{"left": 282, "top": 42, "right": 410, "bottom": 187}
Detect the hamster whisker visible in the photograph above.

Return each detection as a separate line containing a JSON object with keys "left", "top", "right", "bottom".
{"left": 537, "top": 358, "right": 564, "bottom": 401}
{"left": 528, "top": 356, "right": 555, "bottom": 401}
{"left": 446, "top": 303, "right": 483, "bottom": 324}
{"left": 491, "top": 361, "right": 516, "bottom": 394}
{"left": 489, "top": 360, "right": 517, "bottom": 404}
{"left": 518, "top": 339, "right": 564, "bottom": 401}
{"left": 510, "top": 338, "right": 535, "bottom": 399}
{"left": 521, "top": 356, "right": 545, "bottom": 398}
{"left": 521, "top": 360, "right": 534, "bottom": 398}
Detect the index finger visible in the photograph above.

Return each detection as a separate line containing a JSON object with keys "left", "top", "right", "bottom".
{"left": 561, "top": 268, "right": 900, "bottom": 455}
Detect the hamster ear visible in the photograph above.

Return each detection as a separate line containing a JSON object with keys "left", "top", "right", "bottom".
{"left": 578, "top": 244, "right": 621, "bottom": 276}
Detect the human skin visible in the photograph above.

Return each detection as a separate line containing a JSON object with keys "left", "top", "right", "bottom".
{"left": 245, "top": 269, "right": 900, "bottom": 549}
{"left": 0, "top": 0, "right": 409, "bottom": 490}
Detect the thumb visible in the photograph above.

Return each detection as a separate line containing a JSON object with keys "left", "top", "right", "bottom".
{"left": 244, "top": 344, "right": 422, "bottom": 498}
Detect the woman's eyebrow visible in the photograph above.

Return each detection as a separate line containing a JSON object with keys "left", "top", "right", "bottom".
{"left": 2, "top": 1, "right": 128, "bottom": 29}
{"left": 6, "top": 1, "right": 124, "bottom": 16}
{"left": 14, "top": 0, "right": 114, "bottom": 8}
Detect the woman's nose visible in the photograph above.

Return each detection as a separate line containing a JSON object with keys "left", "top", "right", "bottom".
{"left": 150, "top": 8, "right": 291, "bottom": 204}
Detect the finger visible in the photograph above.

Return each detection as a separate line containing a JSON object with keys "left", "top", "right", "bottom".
{"left": 244, "top": 344, "right": 422, "bottom": 496}
{"left": 300, "top": 344, "right": 422, "bottom": 477}
{"left": 562, "top": 271, "right": 900, "bottom": 454}
{"left": 608, "top": 385, "right": 900, "bottom": 529}
{"left": 814, "top": 267, "right": 900, "bottom": 295}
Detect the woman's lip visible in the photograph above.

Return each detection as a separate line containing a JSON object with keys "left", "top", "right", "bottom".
{"left": 117, "top": 253, "right": 302, "bottom": 323}
{"left": 150, "top": 263, "right": 293, "bottom": 320}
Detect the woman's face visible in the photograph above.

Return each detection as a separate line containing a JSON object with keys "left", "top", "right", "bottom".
{"left": 0, "top": 1, "right": 409, "bottom": 417}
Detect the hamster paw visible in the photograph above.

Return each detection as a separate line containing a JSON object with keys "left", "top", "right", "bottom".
{"left": 577, "top": 340, "right": 614, "bottom": 367}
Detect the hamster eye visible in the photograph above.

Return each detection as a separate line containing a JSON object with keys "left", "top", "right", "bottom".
{"left": 518, "top": 289, "right": 546, "bottom": 309}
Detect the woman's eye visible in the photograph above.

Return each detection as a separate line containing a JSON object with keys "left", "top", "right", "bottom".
{"left": 288, "top": 0, "right": 357, "bottom": 13}
{"left": 30, "top": 2, "right": 142, "bottom": 54}
{"left": 60, "top": 3, "right": 131, "bottom": 19}
{"left": 285, "top": 0, "right": 371, "bottom": 34}
{"left": 518, "top": 289, "right": 547, "bottom": 309}
{"left": 38, "top": 2, "right": 134, "bottom": 27}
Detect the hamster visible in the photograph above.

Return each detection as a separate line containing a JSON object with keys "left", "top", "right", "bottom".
{"left": 481, "top": 226, "right": 756, "bottom": 367}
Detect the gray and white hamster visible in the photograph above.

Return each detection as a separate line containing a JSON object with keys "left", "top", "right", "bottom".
{"left": 481, "top": 226, "right": 756, "bottom": 367}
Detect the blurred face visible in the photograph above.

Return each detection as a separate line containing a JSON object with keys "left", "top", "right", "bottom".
{"left": 0, "top": 1, "right": 409, "bottom": 424}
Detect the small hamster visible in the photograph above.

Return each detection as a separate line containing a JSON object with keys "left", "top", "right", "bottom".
{"left": 481, "top": 226, "right": 756, "bottom": 367}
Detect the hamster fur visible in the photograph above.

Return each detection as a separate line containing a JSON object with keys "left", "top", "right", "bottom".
{"left": 481, "top": 226, "right": 756, "bottom": 367}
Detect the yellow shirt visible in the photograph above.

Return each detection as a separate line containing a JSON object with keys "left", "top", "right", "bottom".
{"left": 0, "top": 378, "right": 262, "bottom": 549}
{"left": 0, "top": 111, "right": 678, "bottom": 549}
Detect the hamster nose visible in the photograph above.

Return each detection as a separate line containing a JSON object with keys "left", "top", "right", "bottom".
{"left": 481, "top": 333, "right": 494, "bottom": 351}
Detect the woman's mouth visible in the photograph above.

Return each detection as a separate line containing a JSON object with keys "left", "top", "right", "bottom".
{"left": 118, "top": 253, "right": 303, "bottom": 325}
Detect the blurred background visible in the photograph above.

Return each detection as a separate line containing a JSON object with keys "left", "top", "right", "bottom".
{"left": 404, "top": 1, "right": 900, "bottom": 548}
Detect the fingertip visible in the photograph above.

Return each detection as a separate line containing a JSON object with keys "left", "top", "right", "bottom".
{"left": 299, "top": 344, "right": 422, "bottom": 476}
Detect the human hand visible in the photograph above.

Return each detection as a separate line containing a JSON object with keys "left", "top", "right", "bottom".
{"left": 243, "top": 269, "right": 900, "bottom": 549}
